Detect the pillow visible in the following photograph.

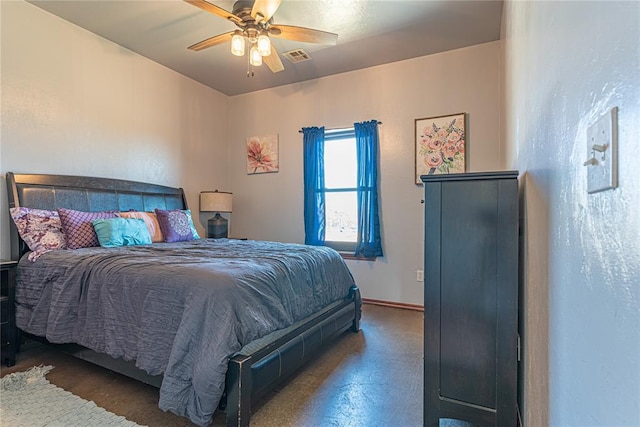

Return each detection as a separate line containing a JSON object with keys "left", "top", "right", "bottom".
{"left": 9, "top": 207, "right": 67, "bottom": 261}
{"left": 155, "top": 209, "right": 197, "bottom": 242}
{"left": 92, "top": 217, "right": 152, "bottom": 247}
{"left": 57, "top": 208, "right": 118, "bottom": 249}
{"left": 118, "top": 211, "right": 164, "bottom": 243}
{"left": 184, "top": 209, "right": 201, "bottom": 240}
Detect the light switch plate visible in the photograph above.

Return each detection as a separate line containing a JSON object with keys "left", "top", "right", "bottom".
{"left": 586, "top": 107, "right": 618, "bottom": 194}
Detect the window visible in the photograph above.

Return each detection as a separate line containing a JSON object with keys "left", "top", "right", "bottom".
{"left": 302, "top": 120, "right": 383, "bottom": 258}
{"left": 324, "top": 129, "right": 357, "bottom": 252}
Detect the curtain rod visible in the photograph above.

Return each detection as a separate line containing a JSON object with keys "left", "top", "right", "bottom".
{"left": 298, "top": 121, "right": 382, "bottom": 133}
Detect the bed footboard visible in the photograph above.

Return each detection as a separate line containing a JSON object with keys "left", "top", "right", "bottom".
{"left": 223, "top": 285, "right": 361, "bottom": 427}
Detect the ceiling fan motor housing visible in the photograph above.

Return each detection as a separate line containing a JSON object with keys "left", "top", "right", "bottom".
{"left": 231, "top": 1, "right": 273, "bottom": 42}
{"left": 233, "top": 1, "right": 263, "bottom": 23}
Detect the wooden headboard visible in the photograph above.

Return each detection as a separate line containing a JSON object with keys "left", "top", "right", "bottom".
{"left": 6, "top": 172, "right": 188, "bottom": 261}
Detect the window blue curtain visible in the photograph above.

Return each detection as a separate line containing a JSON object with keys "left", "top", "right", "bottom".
{"left": 302, "top": 126, "right": 326, "bottom": 246}
{"left": 354, "top": 120, "right": 383, "bottom": 257}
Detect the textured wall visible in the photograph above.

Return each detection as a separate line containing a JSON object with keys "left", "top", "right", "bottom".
{"left": 227, "top": 42, "right": 503, "bottom": 305}
{"left": 0, "top": 1, "right": 230, "bottom": 258}
{"left": 502, "top": 1, "right": 640, "bottom": 425}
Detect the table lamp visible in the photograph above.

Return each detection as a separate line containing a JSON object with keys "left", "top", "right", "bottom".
{"left": 200, "top": 190, "right": 233, "bottom": 238}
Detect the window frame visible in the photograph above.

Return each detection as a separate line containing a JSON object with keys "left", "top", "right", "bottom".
{"left": 323, "top": 128, "right": 357, "bottom": 253}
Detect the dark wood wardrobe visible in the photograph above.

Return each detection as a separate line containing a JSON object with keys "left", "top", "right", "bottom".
{"left": 421, "top": 171, "right": 519, "bottom": 427}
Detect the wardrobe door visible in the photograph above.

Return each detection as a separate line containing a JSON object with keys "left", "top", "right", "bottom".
{"left": 423, "top": 171, "right": 518, "bottom": 427}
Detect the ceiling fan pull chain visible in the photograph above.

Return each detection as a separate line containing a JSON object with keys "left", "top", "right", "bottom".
{"left": 247, "top": 54, "right": 254, "bottom": 78}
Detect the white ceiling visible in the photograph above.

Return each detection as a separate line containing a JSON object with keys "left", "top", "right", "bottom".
{"left": 29, "top": 0, "right": 504, "bottom": 96}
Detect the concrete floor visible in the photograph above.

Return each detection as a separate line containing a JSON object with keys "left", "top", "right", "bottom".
{"left": 1, "top": 304, "right": 424, "bottom": 427}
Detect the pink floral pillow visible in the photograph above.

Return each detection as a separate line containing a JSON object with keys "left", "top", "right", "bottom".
{"left": 118, "top": 211, "right": 164, "bottom": 243}
{"left": 58, "top": 208, "right": 118, "bottom": 249}
{"left": 9, "top": 207, "right": 67, "bottom": 261}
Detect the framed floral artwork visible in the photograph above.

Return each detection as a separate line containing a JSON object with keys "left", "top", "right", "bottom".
{"left": 247, "top": 134, "right": 279, "bottom": 174}
{"left": 415, "top": 113, "right": 466, "bottom": 184}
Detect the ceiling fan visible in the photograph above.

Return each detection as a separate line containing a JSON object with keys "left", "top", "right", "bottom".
{"left": 185, "top": 0, "right": 338, "bottom": 75}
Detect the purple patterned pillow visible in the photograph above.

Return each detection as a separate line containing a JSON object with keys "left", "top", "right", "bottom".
{"left": 9, "top": 207, "right": 67, "bottom": 261}
{"left": 155, "top": 208, "right": 194, "bottom": 242}
{"left": 58, "top": 208, "right": 118, "bottom": 249}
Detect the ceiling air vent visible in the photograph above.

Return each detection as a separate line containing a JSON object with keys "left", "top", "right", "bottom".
{"left": 283, "top": 49, "right": 311, "bottom": 64}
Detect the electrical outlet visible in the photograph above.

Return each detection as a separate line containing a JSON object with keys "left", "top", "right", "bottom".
{"left": 417, "top": 270, "right": 424, "bottom": 282}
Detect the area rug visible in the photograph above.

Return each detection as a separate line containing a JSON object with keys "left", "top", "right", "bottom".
{"left": 0, "top": 365, "right": 144, "bottom": 426}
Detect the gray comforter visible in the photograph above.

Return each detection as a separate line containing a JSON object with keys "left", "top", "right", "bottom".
{"left": 15, "top": 239, "right": 355, "bottom": 426}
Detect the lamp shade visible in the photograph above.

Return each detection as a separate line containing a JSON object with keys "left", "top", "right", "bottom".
{"left": 200, "top": 191, "right": 233, "bottom": 213}
{"left": 249, "top": 45, "right": 262, "bottom": 66}
{"left": 231, "top": 31, "right": 245, "bottom": 56}
{"left": 257, "top": 31, "right": 271, "bottom": 57}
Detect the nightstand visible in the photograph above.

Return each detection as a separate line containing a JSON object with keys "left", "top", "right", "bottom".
{"left": 1, "top": 259, "right": 18, "bottom": 367}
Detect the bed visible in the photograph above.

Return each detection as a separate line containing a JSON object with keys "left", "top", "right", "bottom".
{"left": 6, "top": 172, "right": 361, "bottom": 427}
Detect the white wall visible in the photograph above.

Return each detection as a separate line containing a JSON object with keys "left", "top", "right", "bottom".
{"left": 0, "top": 2, "right": 501, "bottom": 306}
{"left": 502, "top": 1, "right": 640, "bottom": 426}
{"left": 0, "top": 1, "right": 230, "bottom": 259}
{"left": 228, "top": 42, "right": 503, "bottom": 304}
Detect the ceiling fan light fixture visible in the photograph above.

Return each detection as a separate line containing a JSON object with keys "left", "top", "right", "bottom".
{"left": 231, "top": 30, "right": 245, "bottom": 56}
{"left": 185, "top": 0, "right": 338, "bottom": 76}
{"left": 257, "top": 31, "right": 271, "bottom": 57}
{"left": 249, "top": 45, "right": 263, "bottom": 66}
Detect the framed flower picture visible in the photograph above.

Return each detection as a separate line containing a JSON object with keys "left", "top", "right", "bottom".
{"left": 247, "top": 134, "right": 279, "bottom": 174}
{"left": 415, "top": 113, "right": 466, "bottom": 184}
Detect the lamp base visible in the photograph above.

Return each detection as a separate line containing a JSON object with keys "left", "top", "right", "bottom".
{"left": 207, "top": 213, "right": 228, "bottom": 238}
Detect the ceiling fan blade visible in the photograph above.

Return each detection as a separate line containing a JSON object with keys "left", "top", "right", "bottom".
{"left": 184, "top": 0, "right": 242, "bottom": 24}
{"left": 251, "top": 0, "right": 282, "bottom": 23}
{"left": 263, "top": 45, "right": 285, "bottom": 73}
{"left": 269, "top": 25, "right": 338, "bottom": 45}
{"left": 188, "top": 31, "right": 234, "bottom": 51}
